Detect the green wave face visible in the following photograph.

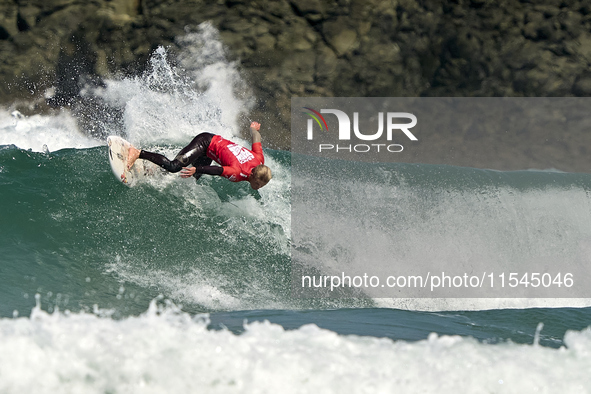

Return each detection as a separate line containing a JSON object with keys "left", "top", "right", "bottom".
{"left": 0, "top": 145, "right": 297, "bottom": 316}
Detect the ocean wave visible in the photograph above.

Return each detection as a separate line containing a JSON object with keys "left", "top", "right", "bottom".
{"left": 1, "top": 299, "right": 590, "bottom": 394}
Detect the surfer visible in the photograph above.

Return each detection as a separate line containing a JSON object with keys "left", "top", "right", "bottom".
{"left": 126, "top": 122, "right": 272, "bottom": 190}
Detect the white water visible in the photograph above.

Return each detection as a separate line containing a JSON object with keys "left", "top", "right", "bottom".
{"left": 292, "top": 161, "right": 591, "bottom": 309}
{"left": 0, "top": 109, "right": 100, "bottom": 152}
{"left": 1, "top": 300, "right": 590, "bottom": 394}
{"left": 0, "top": 22, "right": 252, "bottom": 152}
{"left": 91, "top": 22, "right": 250, "bottom": 146}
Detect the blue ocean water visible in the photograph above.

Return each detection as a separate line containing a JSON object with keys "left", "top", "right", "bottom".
{"left": 1, "top": 23, "right": 591, "bottom": 393}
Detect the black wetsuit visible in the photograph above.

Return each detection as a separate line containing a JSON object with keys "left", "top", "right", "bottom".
{"left": 139, "top": 133, "right": 223, "bottom": 180}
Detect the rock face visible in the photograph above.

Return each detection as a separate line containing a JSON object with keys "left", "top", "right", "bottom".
{"left": 1, "top": 0, "right": 591, "bottom": 169}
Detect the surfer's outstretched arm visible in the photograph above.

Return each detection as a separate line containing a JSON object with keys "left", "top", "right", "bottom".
{"left": 250, "top": 121, "right": 261, "bottom": 144}
{"left": 180, "top": 166, "right": 223, "bottom": 178}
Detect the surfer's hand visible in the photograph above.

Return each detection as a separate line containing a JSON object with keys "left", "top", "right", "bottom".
{"left": 250, "top": 121, "right": 260, "bottom": 131}
{"left": 180, "top": 167, "right": 196, "bottom": 178}
{"left": 250, "top": 121, "right": 262, "bottom": 144}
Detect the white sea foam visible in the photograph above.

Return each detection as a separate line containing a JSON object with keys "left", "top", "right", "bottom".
{"left": 0, "top": 22, "right": 252, "bottom": 155}
{"left": 92, "top": 22, "right": 251, "bottom": 146}
{"left": 105, "top": 256, "right": 243, "bottom": 310}
{"left": 292, "top": 165, "right": 591, "bottom": 307}
{"left": 1, "top": 300, "right": 590, "bottom": 393}
{"left": 0, "top": 109, "right": 100, "bottom": 152}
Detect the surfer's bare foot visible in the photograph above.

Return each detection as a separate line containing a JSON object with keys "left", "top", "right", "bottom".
{"left": 127, "top": 146, "right": 140, "bottom": 170}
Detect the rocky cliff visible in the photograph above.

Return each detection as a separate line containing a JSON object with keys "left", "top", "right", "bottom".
{"left": 1, "top": 0, "right": 591, "bottom": 169}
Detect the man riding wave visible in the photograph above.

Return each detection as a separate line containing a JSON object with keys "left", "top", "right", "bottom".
{"left": 127, "top": 121, "right": 272, "bottom": 190}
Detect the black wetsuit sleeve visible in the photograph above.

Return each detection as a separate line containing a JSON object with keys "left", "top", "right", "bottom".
{"left": 193, "top": 166, "right": 223, "bottom": 177}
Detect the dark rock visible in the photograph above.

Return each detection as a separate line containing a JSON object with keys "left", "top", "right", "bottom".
{"left": 289, "top": 0, "right": 326, "bottom": 20}
{"left": 1, "top": 0, "right": 591, "bottom": 159}
{"left": 322, "top": 17, "right": 359, "bottom": 56}
{"left": 315, "top": 45, "right": 338, "bottom": 80}
{"left": 573, "top": 76, "right": 591, "bottom": 95}
{"left": 0, "top": 3, "right": 18, "bottom": 38}
{"left": 560, "top": 11, "right": 583, "bottom": 37}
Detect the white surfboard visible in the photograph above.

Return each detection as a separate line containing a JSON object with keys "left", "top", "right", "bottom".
{"left": 107, "top": 136, "right": 159, "bottom": 186}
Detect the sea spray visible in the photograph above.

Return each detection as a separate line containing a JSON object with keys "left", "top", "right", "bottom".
{"left": 1, "top": 299, "right": 591, "bottom": 393}
{"left": 89, "top": 22, "right": 252, "bottom": 146}
{"left": 0, "top": 109, "right": 98, "bottom": 152}
{"left": 0, "top": 22, "right": 252, "bottom": 152}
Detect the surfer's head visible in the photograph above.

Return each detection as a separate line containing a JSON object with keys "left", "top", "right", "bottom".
{"left": 249, "top": 165, "right": 272, "bottom": 190}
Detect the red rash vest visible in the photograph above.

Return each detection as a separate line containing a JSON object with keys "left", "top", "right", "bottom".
{"left": 206, "top": 135, "right": 265, "bottom": 182}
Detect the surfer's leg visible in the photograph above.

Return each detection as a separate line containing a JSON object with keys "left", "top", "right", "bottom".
{"left": 173, "top": 133, "right": 215, "bottom": 166}
{"left": 137, "top": 150, "right": 184, "bottom": 173}
{"left": 131, "top": 133, "right": 215, "bottom": 174}
{"left": 127, "top": 146, "right": 141, "bottom": 170}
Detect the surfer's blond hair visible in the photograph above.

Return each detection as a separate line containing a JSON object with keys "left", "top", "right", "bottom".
{"left": 251, "top": 165, "right": 272, "bottom": 184}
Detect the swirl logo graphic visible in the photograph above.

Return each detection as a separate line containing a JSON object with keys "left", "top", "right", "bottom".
{"left": 302, "top": 107, "right": 329, "bottom": 137}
